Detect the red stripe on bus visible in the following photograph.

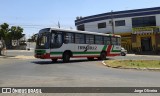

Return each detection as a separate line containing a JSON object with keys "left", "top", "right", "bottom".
{"left": 73, "top": 55, "right": 99, "bottom": 58}
{"left": 51, "top": 57, "right": 62, "bottom": 59}
{"left": 106, "top": 45, "right": 112, "bottom": 56}
{"left": 35, "top": 53, "right": 50, "bottom": 59}
{"left": 107, "top": 54, "right": 120, "bottom": 56}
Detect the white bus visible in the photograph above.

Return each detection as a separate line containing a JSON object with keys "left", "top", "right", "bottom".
{"left": 35, "top": 28, "right": 121, "bottom": 62}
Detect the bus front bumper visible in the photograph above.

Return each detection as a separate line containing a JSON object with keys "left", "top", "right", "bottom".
{"left": 34, "top": 53, "right": 50, "bottom": 59}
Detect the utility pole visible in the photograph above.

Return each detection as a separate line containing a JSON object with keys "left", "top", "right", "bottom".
{"left": 58, "top": 21, "right": 60, "bottom": 28}
{"left": 111, "top": 10, "right": 115, "bottom": 34}
{"left": 28, "top": 35, "right": 30, "bottom": 51}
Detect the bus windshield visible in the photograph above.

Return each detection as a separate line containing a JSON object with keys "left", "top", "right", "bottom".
{"left": 36, "top": 32, "right": 50, "bottom": 49}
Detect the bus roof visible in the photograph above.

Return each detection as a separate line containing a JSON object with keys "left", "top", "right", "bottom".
{"left": 41, "top": 28, "right": 121, "bottom": 37}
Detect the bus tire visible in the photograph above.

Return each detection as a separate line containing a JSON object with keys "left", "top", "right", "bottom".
{"left": 99, "top": 52, "right": 106, "bottom": 60}
{"left": 87, "top": 57, "right": 94, "bottom": 61}
{"left": 63, "top": 52, "right": 70, "bottom": 63}
{"left": 52, "top": 59, "right": 58, "bottom": 62}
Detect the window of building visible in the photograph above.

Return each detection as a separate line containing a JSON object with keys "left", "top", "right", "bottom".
{"left": 98, "top": 22, "right": 106, "bottom": 29}
{"left": 95, "top": 36, "right": 103, "bottom": 44}
{"left": 115, "top": 20, "right": 125, "bottom": 26}
{"left": 132, "top": 16, "right": 156, "bottom": 27}
{"left": 86, "top": 35, "right": 94, "bottom": 44}
{"left": 104, "top": 36, "right": 111, "bottom": 45}
{"left": 64, "top": 33, "right": 74, "bottom": 43}
{"left": 77, "top": 25, "right": 85, "bottom": 31}
{"left": 75, "top": 34, "right": 85, "bottom": 44}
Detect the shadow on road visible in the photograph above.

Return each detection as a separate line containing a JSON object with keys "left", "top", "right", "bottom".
{"left": 31, "top": 58, "right": 110, "bottom": 65}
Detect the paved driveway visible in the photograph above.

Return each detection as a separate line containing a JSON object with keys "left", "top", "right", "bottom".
{"left": 0, "top": 53, "right": 160, "bottom": 96}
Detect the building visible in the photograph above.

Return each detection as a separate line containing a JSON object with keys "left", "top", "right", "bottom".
{"left": 75, "top": 7, "right": 160, "bottom": 54}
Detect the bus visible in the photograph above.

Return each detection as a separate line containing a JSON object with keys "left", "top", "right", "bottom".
{"left": 35, "top": 28, "right": 121, "bottom": 62}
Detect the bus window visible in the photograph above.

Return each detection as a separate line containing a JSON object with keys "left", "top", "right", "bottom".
{"left": 51, "top": 33, "right": 62, "bottom": 48}
{"left": 117, "top": 37, "right": 121, "bottom": 45}
{"left": 86, "top": 35, "right": 94, "bottom": 44}
{"left": 75, "top": 34, "right": 85, "bottom": 44}
{"left": 104, "top": 36, "right": 111, "bottom": 45}
{"left": 36, "top": 32, "right": 50, "bottom": 49}
{"left": 95, "top": 36, "right": 103, "bottom": 45}
{"left": 111, "top": 37, "right": 117, "bottom": 45}
{"left": 64, "top": 33, "right": 74, "bottom": 43}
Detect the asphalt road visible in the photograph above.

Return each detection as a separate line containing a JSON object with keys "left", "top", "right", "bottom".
{"left": 0, "top": 51, "right": 160, "bottom": 96}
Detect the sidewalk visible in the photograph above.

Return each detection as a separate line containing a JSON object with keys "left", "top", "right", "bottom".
{"left": 0, "top": 55, "right": 15, "bottom": 58}
{"left": 0, "top": 55, "right": 35, "bottom": 59}
{"left": 0, "top": 48, "right": 35, "bottom": 59}
{"left": 127, "top": 54, "right": 160, "bottom": 57}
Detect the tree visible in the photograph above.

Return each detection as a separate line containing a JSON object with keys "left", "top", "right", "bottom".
{"left": 30, "top": 34, "right": 38, "bottom": 42}
{"left": 0, "top": 23, "right": 9, "bottom": 40}
{"left": 0, "top": 23, "right": 9, "bottom": 55}
{"left": 9, "top": 26, "right": 23, "bottom": 40}
{"left": 0, "top": 23, "right": 24, "bottom": 55}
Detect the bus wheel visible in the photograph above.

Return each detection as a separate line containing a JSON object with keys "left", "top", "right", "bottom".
{"left": 52, "top": 59, "right": 58, "bottom": 62}
{"left": 87, "top": 57, "right": 94, "bottom": 61}
{"left": 63, "top": 52, "right": 70, "bottom": 63}
{"left": 99, "top": 52, "right": 106, "bottom": 60}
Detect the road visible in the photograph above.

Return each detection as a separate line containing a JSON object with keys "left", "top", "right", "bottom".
{"left": 0, "top": 51, "right": 160, "bottom": 96}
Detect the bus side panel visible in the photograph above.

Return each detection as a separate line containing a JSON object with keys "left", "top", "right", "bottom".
{"left": 50, "top": 44, "right": 75, "bottom": 58}
{"left": 106, "top": 45, "right": 121, "bottom": 56}
{"left": 73, "top": 44, "right": 104, "bottom": 57}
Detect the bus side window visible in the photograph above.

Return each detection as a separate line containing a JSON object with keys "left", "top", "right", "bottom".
{"left": 64, "top": 33, "right": 74, "bottom": 44}
{"left": 50, "top": 33, "right": 55, "bottom": 48}
{"left": 111, "top": 37, "right": 117, "bottom": 45}
{"left": 86, "top": 35, "right": 94, "bottom": 44}
{"left": 117, "top": 37, "right": 121, "bottom": 45}
{"left": 104, "top": 36, "right": 111, "bottom": 45}
{"left": 95, "top": 36, "right": 103, "bottom": 45}
{"left": 75, "top": 34, "right": 85, "bottom": 44}
{"left": 51, "top": 33, "right": 62, "bottom": 48}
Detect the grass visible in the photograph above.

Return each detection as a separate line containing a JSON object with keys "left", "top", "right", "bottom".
{"left": 104, "top": 60, "right": 160, "bottom": 69}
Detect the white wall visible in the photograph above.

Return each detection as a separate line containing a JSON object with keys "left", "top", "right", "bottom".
{"left": 156, "top": 14, "right": 160, "bottom": 26}
{"left": 114, "top": 17, "right": 132, "bottom": 33}
{"left": 81, "top": 14, "right": 160, "bottom": 34}
{"left": 84, "top": 17, "right": 133, "bottom": 34}
{"left": 85, "top": 20, "right": 112, "bottom": 33}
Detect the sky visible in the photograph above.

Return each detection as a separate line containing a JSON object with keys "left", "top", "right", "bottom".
{"left": 0, "top": 0, "right": 160, "bottom": 38}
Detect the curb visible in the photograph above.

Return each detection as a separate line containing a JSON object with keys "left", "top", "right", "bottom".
{"left": 102, "top": 61, "right": 107, "bottom": 66}
{"left": 0, "top": 56, "right": 14, "bottom": 58}
{"left": 102, "top": 61, "right": 160, "bottom": 71}
{"left": 10, "top": 56, "right": 35, "bottom": 60}
{"left": 0, "top": 55, "right": 35, "bottom": 60}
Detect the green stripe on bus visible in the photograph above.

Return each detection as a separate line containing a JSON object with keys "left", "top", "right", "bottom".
{"left": 73, "top": 52, "right": 100, "bottom": 54}
{"left": 50, "top": 52, "right": 63, "bottom": 55}
{"left": 111, "top": 46, "right": 121, "bottom": 52}
{"left": 50, "top": 52, "right": 101, "bottom": 55}
{"left": 102, "top": 45, "right": 107, "bottom": 51}
{"left": 111, "top": 50, "right": 121, "bottom": 52}
{"left": 35, "top": 50, "right": 46, "bottom": 54}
